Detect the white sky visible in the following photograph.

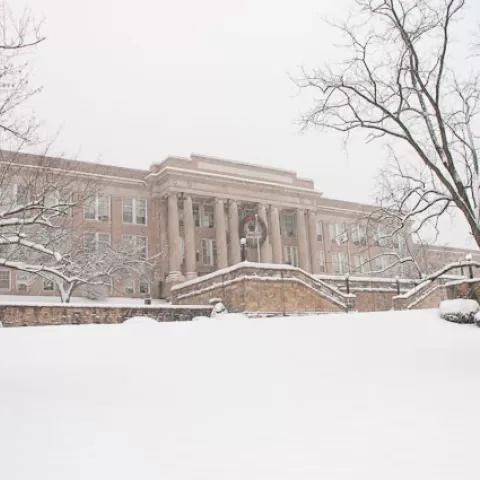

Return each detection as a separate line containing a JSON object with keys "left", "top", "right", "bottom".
{"left": 21, "top": 0, "right": 480, "bottom": 248}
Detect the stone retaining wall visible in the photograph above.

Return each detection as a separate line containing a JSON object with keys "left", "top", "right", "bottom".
{"left": 172, "top": 263, "right": 354, "bottom": 314}
{"left": 0, "top": 303, "right": 212, "bottom": 327}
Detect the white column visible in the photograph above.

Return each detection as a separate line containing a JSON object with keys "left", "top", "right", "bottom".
{"left": 258, "top": 204, "right": 272, "bottom": 263}
{"left": 308, "top": 210, "right": 320, "bottom": 273}
{"left": 215, "top": 198, "right": 228, "bottom": 269}
{"left": 228, "top": 200, "right": 241, "bottom": 264}
{"left": 297, "top": 208, "right": 311, "bottom": 272}
{"left": 184, "top": 195, "right": 197, "bottom": 280}
{"left": 165, "top": 193, "right": 184, "bottom": 283}
{"left": 270, "top": 206, "right": 283, "bottom": 264}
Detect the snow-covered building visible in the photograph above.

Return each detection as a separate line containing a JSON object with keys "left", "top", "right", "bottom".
{"left": 0, "top": 151, "right": 478, "bottom": 299}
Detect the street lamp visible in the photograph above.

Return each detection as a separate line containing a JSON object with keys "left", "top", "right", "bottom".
{"left": 240, "top": 237, "right": 247, "bottom": 262}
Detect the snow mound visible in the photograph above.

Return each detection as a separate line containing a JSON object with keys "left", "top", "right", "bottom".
{"left": 192, "top": 316, "right": 210, "bottom": 321}
{"left": 474, "top": 311, "right": 480, "bottom": 327}
{"left": 439, "top": 299, "right": 479, "bottom": 324}
{"left": 122, "top": 316, "right": 158, "bottom": 326}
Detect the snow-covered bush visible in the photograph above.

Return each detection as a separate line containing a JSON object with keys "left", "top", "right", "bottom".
{"left": 211, "top": 302, "right": 228, "bottom": 317}
{"left": 474, "top": 311, "right": 480, "bottom": 328}
{"left": 123, "top": 316, "right": 158, "bottom": 326}
{"left": 439, "top": 299, "right": 480, "bottom": 324}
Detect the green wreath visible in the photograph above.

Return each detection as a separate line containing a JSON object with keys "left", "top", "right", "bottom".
{"left": 239, "top": 214, "right": 267, "bottom": 247}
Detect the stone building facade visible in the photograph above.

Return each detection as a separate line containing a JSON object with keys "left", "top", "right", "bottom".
{"left": 0, "top": 151, "right": 479, "bottom": 299}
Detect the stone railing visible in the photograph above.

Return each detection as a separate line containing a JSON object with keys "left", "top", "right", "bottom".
{"left": 171, "top": 262, "right": 355, "bottom": 313}
{"left": 0, "top": 302, "right": 212, "bottom": 328}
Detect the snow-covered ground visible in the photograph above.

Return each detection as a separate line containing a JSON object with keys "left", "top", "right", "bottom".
{"left": 1, "top": 309, "right": 479, "bottom": 479}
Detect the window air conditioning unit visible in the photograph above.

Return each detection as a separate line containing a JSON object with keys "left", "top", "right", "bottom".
{"left": 17, "top": 282, "right": 28, "bottom": 292}
{"left": 125, "top": 287, "right": 134, "bottom": 295}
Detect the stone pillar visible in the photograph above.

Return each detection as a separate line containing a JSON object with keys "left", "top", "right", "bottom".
{"left": 270, "top": 206, "right": 283, "bottom": 264}
{"left": 183, "top": 195, "right": 196, "bottom": 280}
{"left": 215, "top": 198, "right": 228, "bottom": 269}
{"left": 228, "top": 200, "right": 241, "bottom": 264}
{"left": 258, "top": 204, "right": 272, "bottom": 263}
{"left": 297, "top": 208, "right": 311, "bottom": 272}
{"left": 307, "top": 210, "right": 320, "bottom": 273}
{"left": 158, "top": 198, "right": 168, "bottom": 278}
{"left": 165, "top": 193, "right": 184, "bottom": 284}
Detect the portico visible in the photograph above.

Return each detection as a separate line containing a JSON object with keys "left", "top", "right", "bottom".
{"left": 147, "top": 154, "right": 324, "bottom": 288}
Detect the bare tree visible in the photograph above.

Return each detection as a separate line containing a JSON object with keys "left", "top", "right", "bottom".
{"left": 297, "top": 0, "right": 480, "bottom": 248}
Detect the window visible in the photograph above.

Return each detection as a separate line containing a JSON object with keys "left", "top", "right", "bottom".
{"left": 16, "top": 271, "right": 32, "bottom": 292}
{"left": 45, "top": 190, "right": 72, "bottom": 215}
{"left": 393, "top": 233, "right": 404, "bottom": 250}
{"left": 351, "top": 225, "right": 367, "bottom": 245}
{"left": 332, "top": 252, "right": 349, "bottom": 275}
{"left": 354, "top": 254, "right": 370, "bottom": 274}
{"left": 85, "top": 194, "right": 111, "bottom": 221}
{"left": 329, "top": 223, "right": 348, "bottom": 244}
{"left": 139, "top": 280, "right": 150, "bottom": 294}
{"left": 15, "top": 184, "right": 29, "bottom": 205}
{"left": 124, "top": 278, "right": 135, "bottom": 295}
{"left": 284, "top": 245, "right": 299, "bottom": 267}
{"left": 123, "top": 235, "right": 147, "bottom": 260}
{"left": 193, "top": 202, "right": 214, "bottom": 228}
{"left": 0, "top": 270, "right": 10, "bottom": 289}
{"left": 374, "top": 227, "right": 388, "bottom": 247}
{"left": 319, "top": 251, "right": 326, "bottom": 272}
{"left": 122, "top": 198, "right": 147, "bottom": 225}
{"left": 374, "top": 255, "right": 393, "bottom": 272}
{"left": 281, "top": 212, "right": 297, "bottom": 237}
{"left": 43, "top": 278, "right": 54, "bottom": 291}
{"left": 202, "top": 203, "right": 214, "bottom": 228}
{"left": 202, "top": 238, "right": 217, "bottom": 266}
{"left": 85, "top": 233, "right": 111, "bottom": 255}
{"left": 315, "top": 218, "right": 324, "bottom": 242}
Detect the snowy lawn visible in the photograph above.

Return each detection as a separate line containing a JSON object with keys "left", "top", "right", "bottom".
{"left": 1, "top": 309, "right": 480, "bottom": 479}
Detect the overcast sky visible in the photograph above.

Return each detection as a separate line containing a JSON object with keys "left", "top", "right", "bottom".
{"left": 22, "top": 0, "right": 480, "bottom": 248}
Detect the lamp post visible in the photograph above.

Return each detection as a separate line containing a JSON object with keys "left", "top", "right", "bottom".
{"left": 466, "top": 253, "right": 473, "bottom": 279}
{"left": 240, "top": 237, "right": 247, "bottom": 262}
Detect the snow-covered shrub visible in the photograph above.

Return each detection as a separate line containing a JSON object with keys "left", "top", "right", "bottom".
{"left": 439, "top": 299, "right": 480, "bottom": 324}
{"left": 211, "top": 302, "right": 228, "bottom": 317}
{"left": 474, "top": 311, "right": 480, "bottom": 328}
{"left": 123, "top": 316, "right": 158, "bottom": 326}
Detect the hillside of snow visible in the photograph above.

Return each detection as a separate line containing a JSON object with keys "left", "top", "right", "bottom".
{"left": 1, "top": 309, "right": 480, "bottom": 479}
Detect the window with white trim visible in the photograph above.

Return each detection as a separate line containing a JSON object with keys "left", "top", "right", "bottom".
{"left": 202, "top": 238, "right": 217, "bottom": 266}
{"left": 122, "top": 235, "right": 147, "bottom": 260}
{"left": 122, "top": 198, "right": 147, "bottom": 225}
{"left": 0, "top": 270, "right": 10, "bottom": 289}
{"left": 284, "top": 245, "right": 299, "bottom": 267}
{"left": 16, "top": 271, "right": 32, "bottom": 292}
{"left": 374, "top": 255, "right": 393, "bottom": 272}
{"left": 44, "top": 190, "right": 72, "bottom": 216}
{"left": 139, "top": 280, "right": 150, "bottom": 294}
{"left": 351, "top": 224, "right": 367, "bottom": 245}
{"left": 354, "top": 254, "right": 370, "bottom": 274}
{"left": 43, "top": 278, "right": 54, "bottom": 291}
{"left": 84, "top": 233, "right": 111, "bottom": 255}
{"left": 332, "top": 252, "right": 349, "bottom": 275}
{"left": 15, "top": 184, "right": 29, "bottom": 205}
{"left": 85, "top": 194, "right": 111, "bottom": 221}
{"left": 281, "top": 212, "right": 297, "bottom": 237}
{"left": 193, "top": 202, "right": 215, "bottom": 228}
{"left": 329, "top": 223, "right": 348, "bottom": 244}
{"left": 315, "top": 218, "right": 324, "bottom": 242}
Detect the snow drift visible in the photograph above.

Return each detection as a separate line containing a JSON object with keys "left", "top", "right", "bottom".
{"left": 1, "top": 309, "right": 480, "bottom": 479}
